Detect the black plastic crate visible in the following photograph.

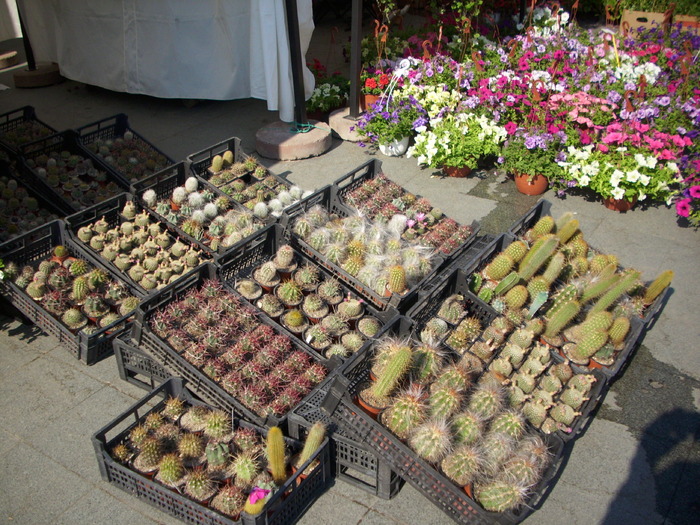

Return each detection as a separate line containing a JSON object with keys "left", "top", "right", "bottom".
{"left": 130, "top": 263, "right": 334, "bottom": 429}
{"left": 320, "top": 347, "right": 568, "bottom": 523}
{"left": 113, "top": 332, "right": 172, "bottom": 391}
{"left": 76, "top": 113, "right": 174, "bottom": 187}
{"left": 287, "top": 317, "right": 411, "bottom": 500}
{"left": 332, "top": 159, "right": 482, "bottom": 262}
{"left": 18, "top": 130, "right": 129, "bottom": 215}
{"left": 130, "top": 161, "right": 265, "bottom": 259}
{"left": 64, "top": 192, "right": 213, "bottom": 295}
{"left": 0, "top": 220, "right": 141, "bottom": 364}
{"left": 278, "top": 185, "right": 444, "bottom": 314}
{"left": 93, "top": 378, "right": 332, "bottom": 525}
{"left": 216, "top": 223, "right": 400, "bottom": 361}
{"left": 0, "top": 160, "right": 65, "bottom": 242}
{"left": 0, "top": 105, "right": 57, "bottom": 156}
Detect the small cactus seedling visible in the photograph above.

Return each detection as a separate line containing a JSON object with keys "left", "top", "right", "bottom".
{"left": 441, "top": 444, "right": 482, "bottom": 486}
{"left": 382, "top": 384, "right": 426, "bottom": 439}
{"left": 211, "top": 482, "right": 245, "bottom": 518}
{"left": 474, "top": 479, "right": 529, "bottom": 512}
{"left": 157, "top": 453, "right": 185, "bottom": 486}
{"left": 408, "top": 419, "right": 452, "bottom": 464}
{"left": 185, "top": 466, "right": 216, "bottom": 501}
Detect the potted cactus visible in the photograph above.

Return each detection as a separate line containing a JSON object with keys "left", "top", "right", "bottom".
{"left": 317, "top": 277, "right": 343, "bottom": 308}
{"left": 275, "top": 280, "right": 304, "bottom": 309}
{"left": 253, "top": 261, "right": 280, "bottom": 292}
{"left": 256, "top": 294, "right": 284, "bottom": 320}
{"left": 301, "top": 293, "right": 329, "bottom": 323}
{"left": 235, "top": 279, "right": 263, "bottom": 301}
{"left": 280, "top": 308, "right": 309, "bottom": 335}
{"left": 303, "top": 324, "right": 332, "bottom": 352}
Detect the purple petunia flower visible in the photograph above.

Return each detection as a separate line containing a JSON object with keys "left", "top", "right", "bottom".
{"left": 655, "top": 96, "right": 671, "bottom": 107}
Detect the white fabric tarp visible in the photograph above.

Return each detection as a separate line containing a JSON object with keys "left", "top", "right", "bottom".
{"left": 0, "top": 0, "right": 22, "bottom": 41}
{"left": 15, "top": 0, "right": 315, "bottom": 122}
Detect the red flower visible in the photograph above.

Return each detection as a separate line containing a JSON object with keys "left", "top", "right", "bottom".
{"left": 378, "top": 74, "right": 390, "bottom": 87}
{"left": 365, "top": 78, "right": 378, "bottom": 90}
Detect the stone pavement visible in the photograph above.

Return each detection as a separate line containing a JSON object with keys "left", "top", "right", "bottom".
{"left": 1, "top": 19, "right": 699, "bottom": 525}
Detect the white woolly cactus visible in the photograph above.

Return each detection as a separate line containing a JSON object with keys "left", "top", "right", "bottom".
{"left": 268, "top": 199, "right": 284, "bottom": 214}
{"left": 388, "top": 214, "right": 408, "bottom": 236}
{"left": 277, "top": 190, "right": 294, "bottom": 206}
{"left": 188, "top": 191, "right": 205, "bottom": 208}
{"left": 203, "top": 202, "right": 219, "bottom": 219}
{"left": 253, "top": 202, "right": 269, "bottom": 219}
{"left": 142, "top": 189, "right": 157, "bottom": 208}
{"left": 289, "top": 185, "right": 303, "bottom": 200}
{"left": 191, "top": 209, "right": 207, "bottom": 224}
{"left": 184, "top": 176, "right": 199, "bottom": 193}
{"left": 172, "top": 186, "right": 187, "bottom": 204}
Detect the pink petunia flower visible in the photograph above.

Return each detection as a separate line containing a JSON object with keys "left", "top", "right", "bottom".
{"left": 505, "top": 121, "right": 518, "bottom": 135}
{"left": 689, "top": 186, "right": 700, "bottom": 199}
{"left": 676, "top": 198, "right": 691, "bottom": 218}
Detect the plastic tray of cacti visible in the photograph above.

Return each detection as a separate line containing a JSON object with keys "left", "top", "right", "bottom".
{"left": 0, "top": 105, "right": 57, "bottom": 157}
{"left": 113, "top": 331, "right": 173, "bottom": 391}
{"left": 331, "top": 158, "right": 482, "bottom": 263}
{"left": 278, "top": 184, "right": 446, "bottom": 314}
{"left": 130, "top": 161, "right": 268, "bottom": 259}
{"left": 287, "top": 318, "right": 413, "bottom": 501}
{"left": 129, "top": 262, "right": 336, "bottom": 430}
{"left": 318, "top": 316, "right": 568, "bottom": 524}
{"left": 507, "top": 199, "right": 671, "bottom": 330}
{"left": 216, "top": 222, "right": 401, "bottom": 362}
{"left": 75, "top": 113, "right": 174, "bottom": 187}
{"left": 460, "top": 231, "right": 648, "bottom": 381}
{"left": 405, "top": 266, "right": 609, "bottom": 443}
{"left": 0, "top": 220, "right": 144, "bottom": 364}
{"left": 187, "top": 137, "right": 307, "bottom": 223}
{"left": 0, "top": 159, "right": 65, "bottom": 242}
{"left": 92, "top": 377, "right": 332, "bottom": 525}
{"left": 17, "top": 130, "right": 130, "bottom": 215}
{"left": 64, "top": 192, "right": 213, "bottom": 295}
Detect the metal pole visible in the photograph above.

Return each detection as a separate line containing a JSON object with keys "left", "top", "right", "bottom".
{"left": 348, "top": 0, "right": 363, "bottom": 119}
{"left": 520, "top": 0, "right": 527, "bottom": 23}
{"left": 16, "top": 0, "right": 36, "bottom": 71}
{"left": 284, "top": 0, "right": 308, "bottom": 126}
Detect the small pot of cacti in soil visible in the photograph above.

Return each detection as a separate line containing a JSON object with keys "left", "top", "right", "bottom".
{"left": 317, "top": 277, "right": 344, "bottom": 308}
{"left": 301, "top": 293, "right": 329, "bottom": 323}
{"left": 272, "top": 244, "right": 298, "bottom": 278}
{"left": 336, "top": 297, "right": 365, "bottom": 328}
{"left": 275, "top": 280, "right": 304, "bottom": 309}
{"left": 280, "top": 308, "right": 309, "bottom": 335}
{"left": 320, "top": 313, "right": 349, "bottom": 338}
{"left": 50, "top": 245, "right": 70, "bottom": 264}
{"left": 293, "top": 263, "right": 320, "bottom": 295}
{"left": 252, "top": 261, "right": 280, "bottom": 292}
{"left": 235, "top": 279, "right": 263, "bottom": 301}
{"left": 256, "top": 293, "right": 284, "bottom": 320}
{"left": 340, "top": 331, "right": 365, "bottom": 354}
{"left": 303, "top": 324, "right": 332, "bottom": 352}
{"left": 357, "top": 316, "right": 382, "bottom": 339}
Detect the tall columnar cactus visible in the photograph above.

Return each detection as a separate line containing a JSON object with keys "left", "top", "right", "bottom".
{"left": 503, "top": 240, "right": 528, "bottom": 263}
{"left": 643, "top": 270, "right": 673, "bottom": 305}
{"left": 518, "top": 234, "right": 559, "bottom": 281}
{"left": 504, "top": 285, "right": 528, "bottom": 310}
{"left": 369, "top": 345, "right": 413, "bottom": 402}
{"left": 608, "top": 316, "right": 631, "bottom": 347}
{"left": 541, "top": 251, "right": 566, "bottom": 285}
{"left": 295, "top": 422, "right": 326, "bottom": 469}
{"left": 382, "top": 385, "right": 426, "bottom": 439}
{"left": 493, "top": 271, "right": 520, "bottom": 296}
{"left": 579, "top": 264, "right": 619, "bottom": 303}
{"left": 408, "top": 419, "right": 452, "bottom": 463}
{"left": 588, "top": 269, "right": 641, "bottom": 315}
{"left": 565, "top": 330, "right": 609, "bottom": 364}
{"left": 554, "top": 217, "right": 579, "bottom": 244}
{"left": 266, "top": 426, "right": 288, "bottom": 485}
{"left": 543, "top": 300, "right": 581, "bottom": 339}
{"left": 386, "top": 265, "right": 407, "bottom": 294}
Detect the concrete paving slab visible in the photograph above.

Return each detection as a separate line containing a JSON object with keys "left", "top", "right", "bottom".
{"left": 298, "top": 486, "right": 372, "bottom": 525}
{"left": 53, "top": 487, "right": 166, "bottom": 525}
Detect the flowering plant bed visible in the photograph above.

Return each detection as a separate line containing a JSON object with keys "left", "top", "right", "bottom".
{"left": 77, "top": 113, "right": 174, "bottom": 186}
{"left": 93, "top": 378, "right": 332, "bottom": 525}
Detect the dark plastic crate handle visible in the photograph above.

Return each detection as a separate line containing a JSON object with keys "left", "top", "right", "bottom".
{"left": 320, "top": 375, "right": 351, "bottom": 417}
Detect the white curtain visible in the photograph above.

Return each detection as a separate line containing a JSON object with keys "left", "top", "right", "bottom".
{"left": 0, "top": 0, "right": 22, "bottom": 41}
{"left": 15, "top": 0, "right": 315, "bottom": 122}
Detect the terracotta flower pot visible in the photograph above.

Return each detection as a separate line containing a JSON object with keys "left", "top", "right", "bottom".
{"left": 360, "top": 93, "right": 381, "bottom": 111}
{"left": 603, "top": 196, "right": 637, "bottom": 212}
{"left": 514, "top": 173, "right": 549, "bottom": 195}
{"left": 442, "top": 166, "right": 472, "bottom": 178}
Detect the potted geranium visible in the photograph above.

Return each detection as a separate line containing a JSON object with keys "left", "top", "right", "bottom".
{"left": 360, "top": 67, "right": 393, "bottom": 110}
{"left": 499, "top": 126, "right": 566, "bottom": 195}
{"left": 407, "top": 112, "right": 506, "bottom": 177}
{"left": 353, "top": 94, "right": 427, "bottom": 156}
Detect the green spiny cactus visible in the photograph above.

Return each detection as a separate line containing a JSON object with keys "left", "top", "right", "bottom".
{"left": 295, "top": 421, "right": 326, "bottom": 469}
{"left": 25, "top": 281, "right": 46, "bottom": 299}
{"left": 229, "top": 449, "right": 261, "bottom": 489}
{"left": 274, "top": 245, "right": 295, "bottom": 269}
{"left": 508, "top": 328, "right": 534, "bottom": 350}
{"left": 490, "top": 410, "right": 526, "bottom": 440}
{"left": 608, "top": 316, "right": 630, "bottom": 347}
{"left": 518, "top": 234, "right": 559, "bottom": 281}
{"left": 211, "top": 482, "right": 245, "bottom": 518}
{"left": 484, "top": 253, "right": 515, "bottom": 281}
{"left": 451, "top": 411, "right": 484, "bottom": 445}
{"left": 527, "top": 215, "right": 555, "bottom": 241}
{"left": 420, "top": 317, "right": 449, "bottom": 344}
{"left": 276, "top": 280, "right": 303, "bottom": 305}
{"left": 340, "top": 255, "right": 363, "bottom": 277}
{"left": 178, "top": 432, "right": 205, "bottom": 459}
{"left": 522, "top": 399, "right": 549, "bottom": 427}
{"left": 341, "top": 331, "right": 365, "bottom": 352}
{"left": 411, "top": 343, "right": 444, "bottom": 384}
{"left": 559, "top": 386, "right": 588, "bottom": 410}
{"left": 579, "top": 264, "right": 619, "bottom": 303}
{"left": 437, "top": 294, "right": 465, "bottom": 324}
{"left": 564, "top": 331, "right": 609, "bottom": 364}
{"left": 266, "top": 426, "right": 288, "bottom": 485}
{"left": 162, "top": 397, "right": 185, "bottom": 421}
{"left": 500, "top": 343, "right": 527, "bottom": 368}
{"left": 543, "top": 300, "right": 580, "bottom": 339}
{"left": 507, "top": 385, "right": 529, "bottom": 409}
{"left": 382, "top": 385, "right": 426, "bottom": 439}
{"left": 526, "top": 276, "right": 550, "bottom": 299}
{"left": 555, "top": 217, "right": 579, "bottom": 244}
{"left": 369, "top": 345, "right": 412, "bottom": 401}
{"left": 358, "top": 316, "right": 381, "bottom": 338}
{"left": 504, "top": 285, "right": 528, "bottom": 310}
{"left": 282, "top": 308, "right": 306, "bottom": 329}
{"left": 255, "top": 261, "right": 279, "bottom": 286}
{"left": 549, "top": 362, "right": 574, "bottom": 384}
{"left": 643, "top": 270, "right": 673, "bottom": 305}
{"left": 467, "top": 383, "right": 504, "bottom": 421}
{"left": 479, "top": 431, "right": 516, "bottom": 477}
{"left": 137, "top": 436, "right": 163, "bottom": 469}
{"left": 493, "top": 271, "right": 520, "bottom": 296}
{"left": 203, "top": 410, "right": 231, "bottom": 441}
{"left": 503, "top": 240, "right": 528, "bottom": 263}
{"left": 567, "top": 373, "right": 596, "bottom": 394}
{"left": 211, "top": 154, "right": 224, "bottom": 172}
{"left": 512, "top": 371, "right": 537, "bottom": 394}
{"left": 501, "top": 454, "right": 543, "bottom": 488}
{"left": 157, "top": 453, "right": 185, "bottom": 485}
{"left": 441, "top": 444, "right": 482, "bottom": 486}
{"left": 185, "top": 466, "right": 215, "bottom": 501}
{"left": 550, "top": 403, "right": 580, "bottom": 426}
{"left": 388, "top": 265, "right": 407, "bottom": 294}
{"left": 541, "top": 251, "right": 566, "bottom": 285}
{"left": 429, "top": 386, "right": 463, "bottom": 420}
{"left": 538, "top": 373, "right": 562, "bottom": 394}
{"left": 408, "top": 419, "right": 452, "bottom": 463}
{"left": 61, "top": 308, "right": 87, "bottom": 330}
{"left": 490, "top": 356, "right": 513, "bottom": 377}
{"left": 338, "top": 298, "right": 364, "bottom": 319}
{"left": 588, "top": 270, "right": 641, "bottom": 315}
{"left": 302, "top": 293, "right": 327, "bottom": 318}
{"left": 520, "top": 357, "right": 546, "bottom": 377}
